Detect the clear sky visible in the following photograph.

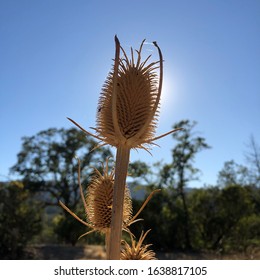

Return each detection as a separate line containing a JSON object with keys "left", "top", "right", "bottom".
{"left": 1, "top": 0, "right": 259, "bottom": 186}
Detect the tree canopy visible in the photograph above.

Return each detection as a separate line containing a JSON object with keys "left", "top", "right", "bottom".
{"left": 11, "top": 127, "right": 112, "bottom": 208}
{"left": 3, "top": 122, "right": 260, "bottom": 258}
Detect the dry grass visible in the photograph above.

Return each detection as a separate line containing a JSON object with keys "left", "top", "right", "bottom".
{"left": 156, "top": 250, "right": 260, "bottom": 260}
{"left": 25, "top": 245, "right": 260, "bottom": 260}
{"left": 26, "top": 244, "right": 106, "bottom": 260}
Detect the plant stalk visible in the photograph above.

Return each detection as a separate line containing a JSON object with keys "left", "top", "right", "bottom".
{"left": 108, "top": 145, "right": 130, "bottom": 259}
{"left": 105, "top": 228, "right": 111, "bottom": 259}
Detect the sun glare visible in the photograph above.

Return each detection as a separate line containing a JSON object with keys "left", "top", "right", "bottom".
{"left": 160, "top": 70, "right": 178, "bottom": 119}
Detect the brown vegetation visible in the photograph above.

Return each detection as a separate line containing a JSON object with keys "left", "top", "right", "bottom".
{"left": 25, "top": 244, "right": 260, "bottom": 260}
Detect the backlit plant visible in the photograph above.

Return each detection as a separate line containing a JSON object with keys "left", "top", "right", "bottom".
{"left": 60, "top": 157, "right": 159, "bottom": 259}
{"left": 64, "top": 36, "right": 180, "bottom": 259}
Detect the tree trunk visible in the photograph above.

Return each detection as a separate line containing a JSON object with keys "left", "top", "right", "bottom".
{"left": 178, "top": 171, "right": 192, "bottom": 250}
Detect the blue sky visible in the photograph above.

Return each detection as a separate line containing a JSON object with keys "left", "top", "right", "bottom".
{"left": 1, "top": 0, "right": 259, "bottom": 186}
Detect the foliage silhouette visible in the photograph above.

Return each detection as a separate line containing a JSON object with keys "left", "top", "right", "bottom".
{"left": 0, "top": 182, "right": 42, "bottom": 259}
{"left": 6, "top": 123, "right": 260, "bottom": 258}
{"left": 160, "top": 120, "right": 210, "bottom": 250}
{"left": 10, "top": 127, "right": 112, "bottom": 244}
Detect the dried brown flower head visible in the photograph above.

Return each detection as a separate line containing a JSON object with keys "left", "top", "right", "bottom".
{"left": 68, "top": 36, "right": 179, "bottom": 152}
{"left": 121, "top": 230, "right": 157, "bottom": 260}
{"left": 59, "top": 157, "right": 160, "bottom": 239}
{"left": 95, "top": 37, "right": 162, "bottom": 149}
{"left": 59, "top": 158, "right": 132, "bottom": 238}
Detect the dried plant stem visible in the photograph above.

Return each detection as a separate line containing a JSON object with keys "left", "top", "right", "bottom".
{"left": 108, "top": 145, "right": 130, "bottom": 259}
{"left": 105, "top": 228, "right": 111, "bottom": 259}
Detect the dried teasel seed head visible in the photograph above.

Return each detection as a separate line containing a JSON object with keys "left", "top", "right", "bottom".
{"left": 67, "top": 37, "right": 181, "bottom": 152}
{"left": 85, "top": 160, "right": 132, "bottom": 233}
{"left": 120, "top": 230, "right": 157, "bottom": 260}
{"left": 96, "top": 36, "right": 163, "bottom": 149}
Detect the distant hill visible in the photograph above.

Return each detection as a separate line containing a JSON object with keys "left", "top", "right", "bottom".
{"left": 127, "top": 181, "right": 197, "bottom": 201}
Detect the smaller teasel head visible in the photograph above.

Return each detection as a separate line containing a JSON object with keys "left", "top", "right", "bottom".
{"left": 120, "top": 230, "right": 157, "bottom": 260}
{"left": 96, "top": 36, "right": 163, "bottom": 150}
{"left": 85, "top": 159, "right": 132, "bottom": 233}
{"left": 59, "top": 158, "right": 132, "bottom": 238}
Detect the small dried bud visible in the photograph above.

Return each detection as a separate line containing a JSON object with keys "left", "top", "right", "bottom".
{"left": 120, "top": 230, "right": 157, "bottom": 260}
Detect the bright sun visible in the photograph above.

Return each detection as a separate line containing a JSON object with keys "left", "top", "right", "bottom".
{"left": 161, "top": 71, "right": 176, "bottom": 113}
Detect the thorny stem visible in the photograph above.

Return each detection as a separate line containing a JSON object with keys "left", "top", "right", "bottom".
{"left": 108, "top": 145, "right": 130, "bottom": 259}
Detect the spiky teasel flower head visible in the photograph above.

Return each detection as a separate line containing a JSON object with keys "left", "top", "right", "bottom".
{"left": 59, "top": 157, "right": 132, "bottom": 238}
{"left": 120, "top": 230, "right": 157, "bottom": 260}
{"left": 96, "top": 36, "right": 162, "bottom": 150}
{"left": 67, "top": 36, "right": 181, "bottom": 152}
{"left": 85, "top": 159, "right": 132, "bottom": 233}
